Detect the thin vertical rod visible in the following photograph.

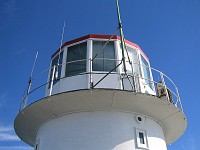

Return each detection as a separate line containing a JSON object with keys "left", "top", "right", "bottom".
{"left": 116, "top": 0, "right": 127, "bottom": 74}
{"left": 90, "top": 58, "right": 92, "bottom": 88}
{"left": 30, "top": 51, "right": 38, "bottom": 78}
{"left": 23, "top": 79, "right": 31, "bottom": 108}
{"left": 57, "top": 21, "right": 66, "bottom": 65}
{"left": 56, "top": 21, "right": 66, "bottom": 80}
{"left": 175, "top": 87, "right": 183, "bottom": 111}
{"left": 24, "top": 51, "right": 38, "bottom": 108}
{"left": 49, "top": 65, "right": 56, "bottom": 96}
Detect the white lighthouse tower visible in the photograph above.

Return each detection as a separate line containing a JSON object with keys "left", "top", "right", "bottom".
{"left": 14, "top": 1, "right": 187, "bottom": 150}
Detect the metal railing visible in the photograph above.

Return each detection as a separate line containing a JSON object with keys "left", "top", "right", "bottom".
{"left": 19, "top": 59, "right": 183, "bottom": 112}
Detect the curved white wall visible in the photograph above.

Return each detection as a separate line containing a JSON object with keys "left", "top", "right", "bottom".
{"left": 36, "top": 111, "right": 166, "bottom": 150}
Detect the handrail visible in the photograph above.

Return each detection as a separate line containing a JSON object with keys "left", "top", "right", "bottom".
{"left": 19, "top": 58, "right": 183, "bottom": 112}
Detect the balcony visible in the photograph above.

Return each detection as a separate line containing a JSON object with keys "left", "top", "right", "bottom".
{"left": 19, "top": 59, "right": 183, "bottom": 112}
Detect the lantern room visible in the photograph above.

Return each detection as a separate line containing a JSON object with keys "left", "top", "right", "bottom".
{"left": 46, "top": 34, "right": 155, "bottom": 96}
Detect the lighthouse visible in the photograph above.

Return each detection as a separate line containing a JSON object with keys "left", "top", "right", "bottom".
{"left": 14, "top": 1, "right": 187, "bottom": 150}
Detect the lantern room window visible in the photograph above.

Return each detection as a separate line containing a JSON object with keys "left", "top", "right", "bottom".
{"left": 125, "top": 45, "right": 140, "bottom": 75}
{"left": 141, "top": 55, "right": 153, "bottom": 89}
{"left": 65, "top": 42, "right": 87, "bottom": 77}
{"left": 92, "top": 41, "right": 116, "bottom": 72}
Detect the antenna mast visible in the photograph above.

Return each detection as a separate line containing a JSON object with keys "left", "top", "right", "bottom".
{"left": 57, "top": 21, "right": 66, "bottom": 66}
{"left": 116, "top": 0, "right": 127, "bottom": 74}
{"left": 116, "top": 0, "right": 135, "bottom": 90}
{"left": 55, "top": 21, "right": 66, "bottom": 80}
{"left": 23, "top": 51, "right": 38, "bottom": 108}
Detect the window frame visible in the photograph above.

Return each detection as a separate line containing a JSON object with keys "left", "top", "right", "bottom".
{"left": 124, "top": 44, "right": 141, "bottom": 76}
{"left": 65, "top": 41, "right": 87, "bottom": 77}
{"left": 135, "top": 128, "right": 148, "bottom": 149}
{"left": 92, "top": 40, "right": 116, "bottom": 72}
{"left": 139, "top": 54, "right": 154, "bottom": 90}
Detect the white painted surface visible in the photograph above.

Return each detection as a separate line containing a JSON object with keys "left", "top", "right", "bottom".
{"left": 45, "top": 74, "right": 88, "bottom": 96}
{"left": 61, "top": 75, "right": 88, "bottom": 92}
{"left": 15, "top": 89, "right": 187, "bottom": 146}
{"left": 92, "top": 73, "right": 121, "bottom": 89}
{"left": 36, "top": 111, "right": 167, "bottom": 150}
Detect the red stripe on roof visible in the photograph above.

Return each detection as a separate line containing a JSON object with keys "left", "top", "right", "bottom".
{"left": 51, "top": 34, "right": 149, "bottom": 61}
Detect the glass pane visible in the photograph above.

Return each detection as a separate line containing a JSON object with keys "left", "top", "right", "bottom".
{"left": 126, "top": 46, "right": 140, "bottom": 75}
{"left": 67, "top": 45, "right": 79, "bottom": 61}
{"left": 104, "top": 42, "right": 115, "bottom": 58}
{"left": 131, "top": 48, "right": 140, "bottom": 76}
{"left": 65, "top": 42, "right": 87, "bottom": 76}
{"left": 92, "top": 41, "right": 116, "bottom": 71}
{"left": 93, "top": 41, "right": 103, "bottom": 58}
{"left": 104, "top": 60, "right": 116, "bottom": 71}
{"left": 139, "top": 132, "right": 145, "bottom": 144}
{"left": 141, "top": 55, "right": 153, "bottom": 89}
{"left": 93, "top": 59, "right": 103, "bottom": 71}
{"left": 66, "top": 61, "right": 86, "bottom": 76}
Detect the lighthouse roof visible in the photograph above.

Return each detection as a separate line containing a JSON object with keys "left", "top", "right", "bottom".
{"left": 51, "top": 34, "right": 149, "bottom": 61}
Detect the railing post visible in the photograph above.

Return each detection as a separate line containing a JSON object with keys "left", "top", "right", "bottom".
{"left": 134, "top": 73, "right": 140, "bottom": 93}
{"left": 137, "top": 63, "right": 142, "bottom": 93}
{"left": 23, "top": 77, "right": 32, "bottom": 108}
{"left": 89, "top": 58, "right": 93, "bottom": 88}
{"left": 49, "top": 65, "right": 56, "bottom": 96}
{"left": 175, "top": 87, "right": 183, "bottom": 111}
{"left": 130, "top": 61, "right": 136, "bottom": 92}
{"left": 174, "top": 87, "right": 179, "bottom": 107}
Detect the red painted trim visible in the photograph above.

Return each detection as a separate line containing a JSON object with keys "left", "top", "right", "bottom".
{"left": 51, "top": 34, "right": 90, "bottom": 58}
{"left": 51, "top": 34, "right": 149, "bottom": 61}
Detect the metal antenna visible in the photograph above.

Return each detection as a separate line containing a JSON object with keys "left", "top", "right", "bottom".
{"left": 30, "top": 51, "right": 39, "bottom": 78}
{"left": 58, "top": 21, "right": 66, "bottom": 65}
{"left": 23, "top": 51, "right": 38, "bottom": 108}
{"left": 116, "top": 0, "right": 127, "bottom": 74}
{"left": 56, "top": 21, "right": 66, "bottom": 79}
{"left": 116, "top": 0, "right": 135, "bottom": 90}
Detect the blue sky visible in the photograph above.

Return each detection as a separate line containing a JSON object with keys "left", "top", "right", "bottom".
{"left": 0, "top": 0, "right": 199, "bottom": 150}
